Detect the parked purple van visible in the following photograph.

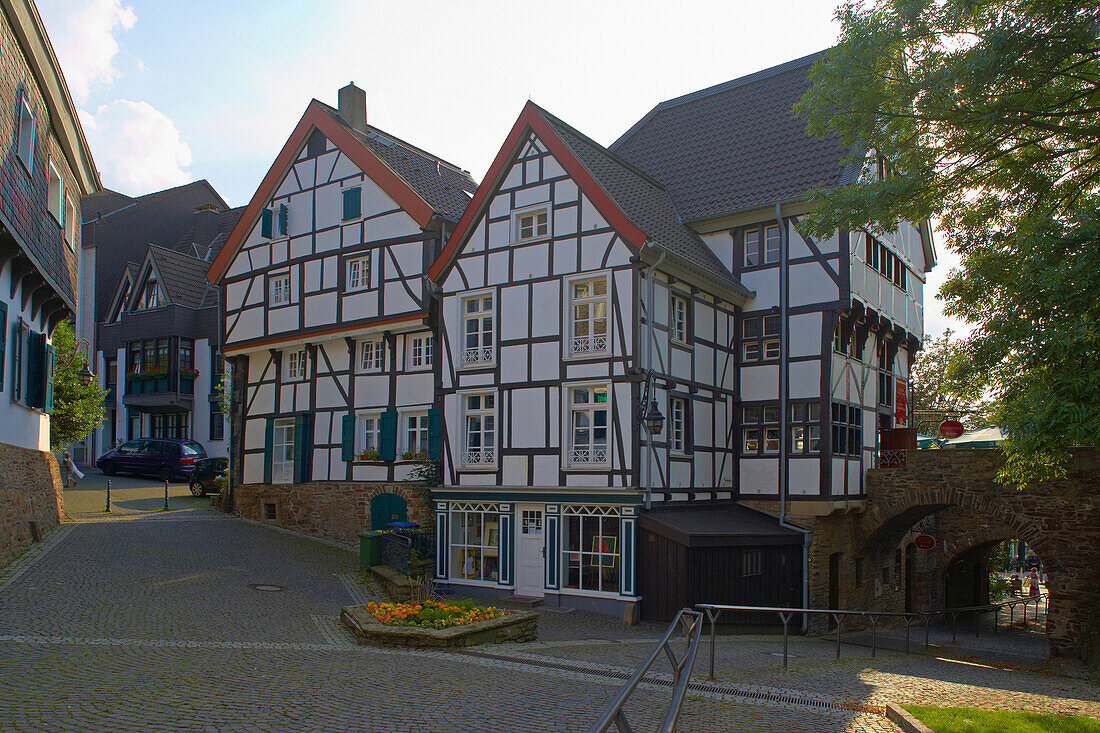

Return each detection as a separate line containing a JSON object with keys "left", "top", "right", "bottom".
{"left": 96, "top": 438, "right": 207, "bottom": 482}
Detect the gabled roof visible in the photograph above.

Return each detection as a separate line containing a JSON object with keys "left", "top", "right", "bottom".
{"left": 82, "top": 180, "right": 227, "bottom": 321}
{"left": 170, "top": 205, "right": 245, "bottom": 262}
{"left": 207, "top": 100, "right": 477, "bottom": 285}
{"left": 611, "top": 51, "right": 861, "bottom": 222}
{"left": 429, "top": 102, "right": 751, "bottom": 301}
{"left": 138, "top": 245, "right": 218, "bottom": 310}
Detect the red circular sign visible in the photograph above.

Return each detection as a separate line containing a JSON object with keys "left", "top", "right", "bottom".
{"left": 914, "top": 534, "right": 936, "bottom": 551}
{"left": 939, "top": 420, "right": 965, "bottom": 439}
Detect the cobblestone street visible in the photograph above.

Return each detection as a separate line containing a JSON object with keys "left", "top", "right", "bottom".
{"left": 0, "top": 506, "right": 1094, "bottom": 732}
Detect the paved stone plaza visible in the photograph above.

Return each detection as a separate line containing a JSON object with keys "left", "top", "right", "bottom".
{"left": 0, "top": 480, "right": 1095, "bottom": 732}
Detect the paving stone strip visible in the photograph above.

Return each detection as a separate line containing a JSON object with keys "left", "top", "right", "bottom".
{"left": 0, "top": 524, "right": 74, "bottom": 589}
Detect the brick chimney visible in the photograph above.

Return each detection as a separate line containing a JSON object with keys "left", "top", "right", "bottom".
{"left": 338, "top": 82, "right": 367, "bottom": 133}
{"left": 194, "top": 204, "right": 220, "bottom": 253}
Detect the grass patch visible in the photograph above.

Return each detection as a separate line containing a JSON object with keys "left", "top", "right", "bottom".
{"left": 904, "top": 705, "right": 1100, "bottom": 733}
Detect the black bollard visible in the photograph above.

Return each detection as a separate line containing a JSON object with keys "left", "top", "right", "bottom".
{"left": 106, "top": 479, "right": 111, "bottom": 512}
{"left": 164, "top": 479, "right": 169, "bottom": 510}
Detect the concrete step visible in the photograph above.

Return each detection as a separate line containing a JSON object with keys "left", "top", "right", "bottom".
{"left": 501, "top": 595, "right": 544, "bottom": 610}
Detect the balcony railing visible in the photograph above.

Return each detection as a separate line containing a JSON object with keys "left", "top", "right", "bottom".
{"left": 462, "top": 448, "right": 495, "bottom": 466}
{"left": 569, "top": 335, "right": 607, "bottom": 355}
{"left": 570, "top": 447, "right": 607, "bottom": 465}
{"left": 462, "top": 347, "right": 493, "bottom": 366}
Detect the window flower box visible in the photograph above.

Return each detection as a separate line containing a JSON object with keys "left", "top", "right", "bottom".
{"left": 125, "top": 366, "right": 168, "bottom": 381}
{"left": 179, "top": 368, "right": 199, "bottom": 380}
{"left": 357, "top": 449, "right": 381, "bottom": 462}
{"left": 401, "top": 450, "right": 428, "bottom": 461}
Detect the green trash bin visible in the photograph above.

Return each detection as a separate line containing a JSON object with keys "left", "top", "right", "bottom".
{"left": 359, "top": 530, "right": 383, "bottom": 571}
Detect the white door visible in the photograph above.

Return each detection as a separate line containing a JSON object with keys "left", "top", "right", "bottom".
{"left": 515, "top": 504, "right": 545, "bottom": 597}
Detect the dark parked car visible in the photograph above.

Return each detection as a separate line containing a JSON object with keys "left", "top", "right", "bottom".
{"left": 189, "top": 457, "right": 227, "bottom": 497}
{"left": 97, "top": 438, "right": 207, "bottom": 481}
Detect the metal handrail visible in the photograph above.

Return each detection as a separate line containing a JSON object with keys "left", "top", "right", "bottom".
{"left": 697, "top": 594, "right": 1048, "bottom": 677}
{"left": 589, "top": 608, "right": 704, "bottom": 733}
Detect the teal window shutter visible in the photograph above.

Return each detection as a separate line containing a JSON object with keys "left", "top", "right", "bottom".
{"left": 260, "top": 208, "right": 273, "bottom": 238}
{"left": 0, "top": 302, "right": 7, "bottom": 392}
{"left": 278, "top": 204, "right": 288, "bottom": 236}
{"left": 293, "top": 413, "right": 311, "bottom": 483}
{"left": 342, "top": 188, "right": 361, "bottom": 221}
{"left": 379, "top": 411, "right": 398, "bottom": 461}
{"left": 44, "top": 344, "right": 54, "bottom": 414}
{"left": 341, "top": 413, "right": 356, "bottom": 461}
{"left": 263, "top": 418, "right": 274, "bottom": 483}
{"left": 26, "top": 332, "right": 44, "bottom": 408}
{"left": 427, "top": 407, "right": 441, "bottom": 460}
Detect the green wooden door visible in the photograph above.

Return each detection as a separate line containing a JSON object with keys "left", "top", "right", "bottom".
{"left": 370, "top": 493, "right": 407, "bottom": 530}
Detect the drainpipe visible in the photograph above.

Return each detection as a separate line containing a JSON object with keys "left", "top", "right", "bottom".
{"left": 643, "top": 246, "right": 666, "bottom": 511}
{"left": 775, "top": 202, "right": 813, "bottom": 629}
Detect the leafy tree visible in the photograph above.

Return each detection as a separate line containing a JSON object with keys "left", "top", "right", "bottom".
{"left": 909, "top": 329, "right": 992, "bottom": 431}
{"left": 50, "top": 321, "right": 105, "bottom": 452}
{"left": 795, "top": 0, "right": 1100, "bottom": 484}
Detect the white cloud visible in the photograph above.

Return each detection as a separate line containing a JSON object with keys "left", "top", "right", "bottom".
{"left": 80, "top": 100, "right": 192, "bottom": 194}
{"left": 43, "top": 0, "right": 135, "bottom": 102}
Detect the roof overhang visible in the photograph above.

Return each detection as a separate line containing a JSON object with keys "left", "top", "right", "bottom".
{"left": 638, "top": 243, "right": 753, "bottom": 307}
{"left": 2, "top": 0, "right": 99, "bottom": 194}
{"left": 639, "top": 505, "right": 805, "bottom": 548}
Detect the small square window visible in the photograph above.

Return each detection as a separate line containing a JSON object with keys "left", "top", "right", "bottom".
{"left": 270, "top": 274, "right": 291, "bottom": 306}
{"left": 742, "top": 317, "right": 760, "bottom": 339}
{"left": 347, "top": 254, "right": 371, "bottom": 291}
{"left": 285, "top": 349, "right": 308, "bottom": 381}
{"left": 743, "top": 228, "right": 760, "bottom": 267}
{"left": 743, "top": 341, "right": 760, "bottom": 362}
{"left": 792, "top": 426, "right": 806, "bottom": 452}
{"left": 808, "top": 403, "right": 821, "bottom": 422}
{"left": 410, "top": 334, "right": 433, "bottom": 369}
{"left": 763, "top": 316, "right": 780, "bottom": 336}
{"left": 743, "top": 406, "right": 761, "bottom": 423}
{"left": 791, "top": 404, "right": 805, "bottom": 423}
{"left": 763, "top": 405, "right": 778, "bottom": 423}
{"left": 765, "top": 225, "right": 781, "bottom": 264}
{"left": 743, "top": 428, "right": 760, "bottom": 453}
{"left": 764, "top": 427, "right": 780, "bottom": 453}
{"left": 360, "top": 340, "right": 383, "bottom": 372}
{"left": 763, "top": 339, "right": 780, "bottom": 359}
{"left": 516, "top": 208, "right": 548, "bottom": 241}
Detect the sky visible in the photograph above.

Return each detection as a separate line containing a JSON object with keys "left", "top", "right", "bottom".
{"left": 35, "top": 0, "right": 961, "bottom": 337}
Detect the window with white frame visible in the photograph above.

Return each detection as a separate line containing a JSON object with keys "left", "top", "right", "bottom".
{"left": 463, "top": 393, "right": 495, "bottom": 466}
{"left": 285, "top": 349, "right": 307, "bottom": 381}
{"left": 271, "top": 418, "right": 295, "bottom": 484}
{"left": 449, "top": 503, "right": 500, "bottom": 582}
{"left": 404, "top": 413, "right": 429, "bottom": 457}
{"left": 669, "top": 397, "right": 687, "bottom": 453}
{"left": 270, "top": 273, "right": 291, "bottom": 306}
{"left": 743, "top": 228, "right": 760, "bottom": 267}
{"left": 671, "top": 295, "right": 688, "bottom": 343}
{"left": 347, "top": 254, "right": 370, "bottom": 291}
{"left": 360, "top": 339, "right": 383, "bottom": 372}
{"left": 790, "top": 402, "right": 822, "bottom": 454}
{"left": 359, "top": 414, "right": 380, "bottom": 456}
{"left": 16, "top": 90, "right": 35, "bottom": 172}
{"left": 569, "top": 276, "right": 608, "bottom": 354}
{"left": 764, "top": 224, "right": 781, "bottom": 264}
{"left": 742, "top": 404, "right": 779, "bottom": 454}
{"left": 742, "top": 314, "right": 780, "bottom": 362}
{"left": 409, "top": 334, "right": 432, "bottom": 369}
{"left": 514, "top": 207, "right": 548, "bottom": 241}
{"left": 563, "top": 505, "right": 620, "bottom": 593}
{"left": 140, "top": 276, "right": 162, "bottom": 310}
{"left": 569, "top": 385, "right": 608, "bottom": 465}
{"left": 462, "top": 294, "right": 494, "bottom": 365}
{"left": 64, "top": 195, "right": 76, "bottom": 247}
{"left": 47, "top": 161, "right": 62, "bottom": 224}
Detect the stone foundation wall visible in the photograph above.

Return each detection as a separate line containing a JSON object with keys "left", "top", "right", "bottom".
{"left": 233, "top": 481, "right": 433, "bottom": 547}
{"left": 0, "top": 442, "right": 63, "bottom": 567}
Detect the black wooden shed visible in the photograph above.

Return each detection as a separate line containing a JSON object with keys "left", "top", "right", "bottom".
{"left": 636, "top": 504, "right": 805, "bottom": 622}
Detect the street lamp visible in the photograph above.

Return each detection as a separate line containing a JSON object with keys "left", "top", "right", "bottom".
{"left": 640, "top": 372, "right": 664, "bottom": 510}
{"left": 642, "top": 398, "right": 664, "bottom": 436}
{"left": 60, "top": 337, "right": 96, "bottom": 385}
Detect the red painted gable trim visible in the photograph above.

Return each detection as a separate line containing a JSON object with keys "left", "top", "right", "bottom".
{"left": 427, "top": 102, "right": 646, "bottom": 283}
{"left": 207, "top": 101, "right": 435, "bottom": 284}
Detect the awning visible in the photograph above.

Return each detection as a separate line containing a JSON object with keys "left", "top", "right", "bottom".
{"left": 943, "top": 426, "right": 1006, "bottom": 449}
{"left": 638, "top": 504, "right": 805, "bottom": 548}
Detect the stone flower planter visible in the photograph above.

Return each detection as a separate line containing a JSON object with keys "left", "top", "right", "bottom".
{"left": 341, "top": 604, "right": 538, "bottom": 648}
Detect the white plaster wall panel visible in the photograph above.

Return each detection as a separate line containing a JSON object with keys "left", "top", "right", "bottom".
{"left": 295, "top": 158, "right": 318, "bottom": 189}
{"left": 314, "top": 378, "right": 344, "bottom": 410}
{"left": 458, "top": 371, "right": 496, "bottom": 388}
{"left": 304, "top": 259, "right": 322, "bottom": 293}
{"left": 342, "top": 291, "right": 378, "bottom": 321}
{"left": 512, "top": 242, "right": 548, "bottom": 281}
{"left": 353, "top": 464, "right": 390, "bottom": 482}
{"left": 700, "top": 231, "right": 732, "bottom": 272}
{"left": 288, "top": 192, "right": 310, "bottom": 238}
{"left": 487, "top": 219, "right": 510, "bottom": 248}
{"left": 465, "top": 219, "right": 486, "bottom": 254}
{"left": 226, "top": 281, "right": 249, "bottom": 311}
{"left": 225, "top": 251, "right": 252, "bottom": 279}
{"left": 322, "top": 256, "right": 337, "bottom": 290}
{"left": 510, "top": 389, "right": 544, "bottom": 447}
{"left": 788, "top": 313, "right": 822, "bottom": 358}
{"left": 579, "top": 195, "right": 608, "bottom": 232}
{"left": 358, "top": 176, "right": 399, "bottom": 220}
{"left": 524, "top": 158, "right": 539, "bottom": 184}
{"left": 533, "top": 454, "right": 557, "bottom": 485}
{"left": 650, "top": 333, "right": 669, "bottom": 375}
{"left": 831, "top": 459, "right": 846, "bottom": 495}
{"left": 354, "top": 375, "right": 392, "bottom": 407}
{"left": 252, "top": 383, "right": 275, "bottom": 414}
{"left": 228, "top": 308, "right": 263, "bottom": 343}
{"left": 788, "top": 458, "right": 819, "bottom": 495}
{"left": 396, "top": 373, "right": 434, "bottom": 405}
{"left": 741, "top": 270, "right": 779, "bottom": 309}
{"left": 487, "top": 250, "right": 510, "bottom": 286}
{"left": 553, "top": 239, "right": 578, "bottom": 276}
{"left": 269, "top": 306, "right": 298, "bottom": 334}
{"left": 323, "top": 342, "right": 350, "bottom": 372}
{"left": 514, "top": 183, "right": 550, "bottom": 208}
{"left": 652, "top": 282, "right": 670, "bottom": 328}
{"left": 741, "top": 365, "right": 779, "bottom": 401}
{"left": 248, "top": 245, "right": 271, "bottom": 271}
{"left": 740, "top": 459, "right": 779, "bottom": 494}
{"left": 312, "top": 227, "right": 339, "bottom": 255}
{"left": 458, "top": 260, "right": 485, "bottom": 291}
{"left": 788, "top": 229, "right": 813, "bottom": 260}
{"left": 670, "top": 347, "right": 691, "bottom": 381}
{"left": 565, "top": 473, "right": 607, "bottom": 488}
{"left": 543, "top": 155, "right": 565, "bottom": 179}
{"left": 364, "top": 211, "right": 419, "bottom": 242}
{"left": 789, "top": 361, "right": 821, "bottom": 398}
{"left": 694, "top": 400, "right": 713, "bottom": 446}
{"left": 603, "top": 239, "right": 633, "bottom": 268}
{"left": 313, "top": 450, "right": 331, "bottom": 480}
{"left": 460, "top": 472, "right": 499, "bottom": 487}
{"left": 695, "top": 345, "right": 714, "bottom": 385}
{"left": 565, "top": 362, "right": 610, "bottom": 380}
{"left": 243, "top": 417, "right": 267, "bottom": 450}
{"left": 383, "top": 282, "right": 417, "bottom": 314}
{"left": 788, "top": 263, "right": 839, "bottom": 307}
{"left": 816, "top": 230, "right": 840, "bottom": 254}
{"left": 243, "top": 454, "right": 264, "bottom": 484}
{"left": 694, "top": 300, "right": 714, "bottom": 341}
{"left": 553, "top": 206, "right": 578, "bottom": 238}
{"left": 530, "top": 341, "right": 560, "bottom": 382}
{"left": 389, "top": 242, "right": 423, "bottom": 276}
{"left": 274, "top": 171, "right": 299, "bottom": 199}
{"left": 530, "top": 281, "right": 560, "bottom": 338}
{"left": 579, "top": 232, "right": 612, "bottom": 271}
{"left": 502, "top": 162, "right": 523, "bottom": 190}
{"left": 326, "top": 149, "right": 359, "bottom": 183}
{"left": 848, "top": 459, "right": 862, "bottom": 494}
{"left": 548, "top": 388, "right": 561, "bottom": 447}
{"left": 488, "top": 193, "right": 511, "bottom": 219}
{"left": 500, "top": 286, "right": 530, "bottom": 340}
{"left": 270, "top": 239, "right": 288, "bottom": 266}
{"left": 669, "top": 460, "right": 690, "bottom": 488}
{"left": 694, "top": 458, "right": 713, "bottom": 491}
{"left": 554, "top": 177, "right": 578, "bottom": 203}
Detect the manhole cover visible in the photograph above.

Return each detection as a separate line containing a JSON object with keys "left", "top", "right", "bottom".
{"left": 249, "top": 584, "right": 287, "bottom": 592}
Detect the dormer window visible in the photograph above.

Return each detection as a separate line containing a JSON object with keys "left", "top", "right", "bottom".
{"left": 514, "top": 205, "right": 549, "bottom": 242}
{"left": 141, "top": 277, "right": 162, "bottom": 310}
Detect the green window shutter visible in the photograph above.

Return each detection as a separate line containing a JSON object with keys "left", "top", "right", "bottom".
{"left": 341, "top": 413, "right": 356, "bottom": 461}
{"left": 260, "top": 208, "right": 273, "bottom": 238}
{"left": 427, "top": 407, "right": 441, "bottom": 460}
{"left": 0, "top": 302, "right": 7, "bottom": 392}
{"left": 26, "top": 332, "right": 44, "bottom": 408}
{"left": 379, "top": 411, "right": 398, "bottom": 461}
{"left": 293, "top": 413, "right": 311, "bottom": 483}
{"left": 342, "top": 188, "right": 361, "bottom": 221}
{"left": 263, "top": 418, "right": 274, "bottom": 484}
{"left": 12, "top": 320, "right": 24, "bottom": 401}
{"left": 44, "top": 344, "right": 54, "bottom": 414}
{"left": 278, "top": 204, "right": 289, "bottom": 236}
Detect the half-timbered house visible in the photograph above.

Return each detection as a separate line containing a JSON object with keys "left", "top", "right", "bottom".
{"left": 207, "top": 84, "right": 476, "bottom": 530}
